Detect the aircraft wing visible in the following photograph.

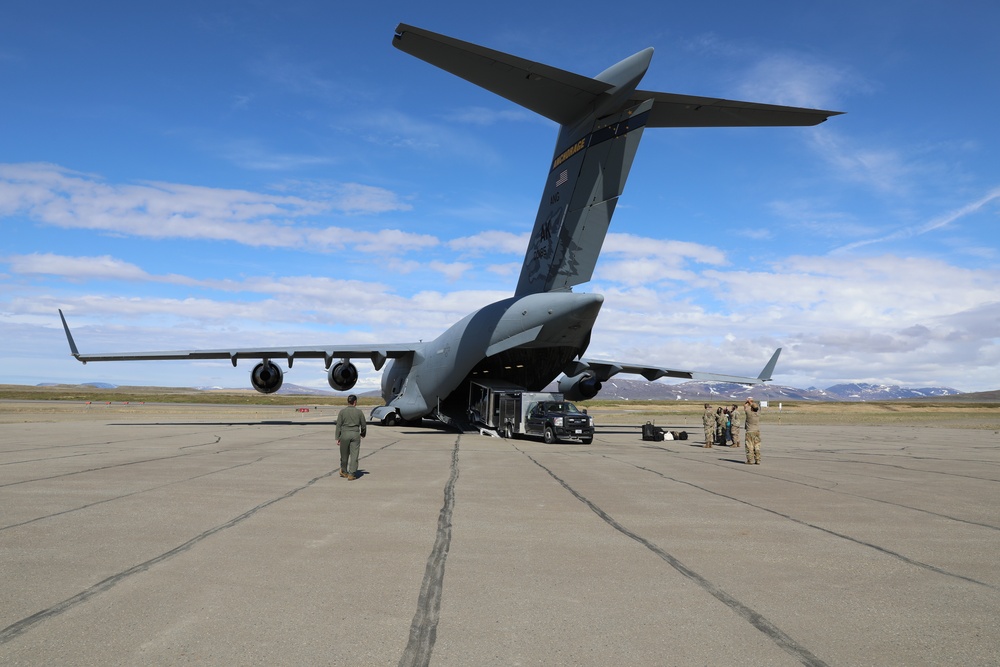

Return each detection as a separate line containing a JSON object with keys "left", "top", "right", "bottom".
{"left": 59, "top": 310, "right": 416, "bottom": 371}
{"left": 566, "top": 348, "right": 782, "bottom": 385}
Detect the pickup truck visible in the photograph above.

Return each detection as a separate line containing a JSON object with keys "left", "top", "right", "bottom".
{"left": 523, "top": 400, "right": 594, "bottom": 444}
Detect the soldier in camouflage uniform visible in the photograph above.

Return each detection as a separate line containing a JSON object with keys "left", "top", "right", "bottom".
{"left": 702, "top": 404, "right": 715, "bottom": 448}
{"left": 744, "top": 398, "right": 761, "bottom": 464}
{"left": 715, "top": 407, "right": 725, "bottom": 448}
{"left": 730, "top": 403, "right": 745, "bottom": 448}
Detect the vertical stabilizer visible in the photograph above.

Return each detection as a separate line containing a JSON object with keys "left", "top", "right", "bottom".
{"left": 514, "top": 45, "right": 655, "bottom": 295}
{"left": 516, "top": 97, "right": 652, "bottom": 295}
{"left": 392, "top": 24, "right": 842, "bottom": 297}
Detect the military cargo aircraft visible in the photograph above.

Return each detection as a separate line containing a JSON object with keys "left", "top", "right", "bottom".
{"left": 60, "top": 23, "right": 840, "bottom": 428}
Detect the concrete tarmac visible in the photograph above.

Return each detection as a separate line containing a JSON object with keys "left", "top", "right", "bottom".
{"left": 1, "top": 405, "right": 998, "bottom": 665}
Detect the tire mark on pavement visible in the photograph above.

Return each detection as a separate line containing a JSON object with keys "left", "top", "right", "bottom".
{"left": 2, "top": 428, "right": 227, "bottom": 454}
{"left": 770, "top": 452, "right": 1000, "bottom": 483}
{"left": 0, "top": 437, "right": 223, "bottom": 488}
{"left": 0, "top": 428, "right": 319, "bottom": 489}
{"left": 398, "top": 437, "right": 460, "bottom": 667}
{"left": 616, "top": 455, "right": 998, "bottom": 591}
{"left": 519, "top": 446, "right": 830, "bottom": 667}
{"left": 0, "top": 457, "right": 269, "bottom": 532}
{"left": 0, "top": 451, "right": 108, "bottom": 466}
{"left": 648, "top": 445, "right": 1000, "bottom": 532}
{"left": 0, "top": 440, "right": 399, "bottom": 645}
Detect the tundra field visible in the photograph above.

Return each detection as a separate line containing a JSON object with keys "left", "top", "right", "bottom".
{"left": 2, "top": 384, "right": 998, "bottom": 429}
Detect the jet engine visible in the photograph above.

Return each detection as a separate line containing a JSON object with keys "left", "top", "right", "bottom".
{"left": 328, "top": 361, "right": 359, "bottom": 391}
{"left": 558, "top": 372, "right": 602, "bottom": 402}
{"left": 250, "top": 360, "right": 284, "bottom": 394}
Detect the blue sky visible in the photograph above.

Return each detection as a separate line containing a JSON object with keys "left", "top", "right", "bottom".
{"left": 2, "top": 0, "right": 998, "bottom": 393}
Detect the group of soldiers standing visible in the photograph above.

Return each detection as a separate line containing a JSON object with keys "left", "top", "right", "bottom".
{"left": 702, "top": 399, "right": 762, "bottom": 464}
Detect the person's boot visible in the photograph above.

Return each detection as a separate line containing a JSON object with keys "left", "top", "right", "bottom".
{"left": 339, "top": 470, "right": 348, "bottom": 478}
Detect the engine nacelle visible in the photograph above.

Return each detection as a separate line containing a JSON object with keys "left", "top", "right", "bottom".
{"left": 559, "top": 372, "right": 602, "bottom": 402}
{"left": 328, "top": 361, "right": 359, "bottom": 392}
{"left": 250, "top": 360, "right": 284, "bottom": 394}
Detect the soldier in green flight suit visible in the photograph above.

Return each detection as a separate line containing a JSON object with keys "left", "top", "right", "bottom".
{"left": 336, "top": 394, "right": 367, "bottom": 480}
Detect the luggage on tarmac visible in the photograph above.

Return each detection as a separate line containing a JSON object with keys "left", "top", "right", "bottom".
{"left": 641, "top": 423, "right": 688, "bottom": 442}
{"left": 642, "top": 421, "right": 665, "bottom": 441}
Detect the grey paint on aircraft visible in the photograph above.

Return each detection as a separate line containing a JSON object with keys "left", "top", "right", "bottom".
{"left": 61, "top": 24, "right": 838, "bottom": 426}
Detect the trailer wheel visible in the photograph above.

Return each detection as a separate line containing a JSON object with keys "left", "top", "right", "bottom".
{"left": 543, "top": 427, "right": 557, "bottom": 444}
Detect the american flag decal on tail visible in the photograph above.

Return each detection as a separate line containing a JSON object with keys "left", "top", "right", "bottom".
{"left": 555, "top": 170, "right": 569, "bottom": 187}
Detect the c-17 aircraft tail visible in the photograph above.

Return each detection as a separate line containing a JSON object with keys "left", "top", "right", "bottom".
{"left": 59, "top": 24, "right": 839, "bottom": 427}
{"left": 393, "top": 24, "right": 837, "bottom": 297}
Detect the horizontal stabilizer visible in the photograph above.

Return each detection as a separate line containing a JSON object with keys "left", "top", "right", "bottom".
{"left": 394, "top": 24, "right": 842, "bottom": 130}
{"left": 393, "top": 23, "right": 612, "bottom": 125}
{"left": 634, "top": 91, "right": 840, "bottom": 127}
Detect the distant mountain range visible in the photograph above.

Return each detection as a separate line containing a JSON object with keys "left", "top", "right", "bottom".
{"left": 40, "top": 380, "right": 980, "bottom": 402}
{"left": 583, "top": 379, "right": 965, "bottom": 402}
{"left": 263, "top": 380, "right": 968, "bottom": 402}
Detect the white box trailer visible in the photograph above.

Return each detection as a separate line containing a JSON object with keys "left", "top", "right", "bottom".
{"left": 468, "top": 380, "right": 562, "bottom": 438}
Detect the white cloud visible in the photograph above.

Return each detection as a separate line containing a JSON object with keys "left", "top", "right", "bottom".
{"left": 767, "top": 199, "right": 875, "bottom": 239}
{"left": 603, "top": 233, "right": 725, "bottom": 264}
{"left": 0, "top": 163, "right": 425, "bottom": 253}
{"left": 594, "top": 233, "right": 727, "bottom": 286}
{"left": 443, "top": 106, "right": 534, "bottom": 126}
{"left": 427, "top": 260, "right": 474, "bottom": 282}
{"left": 808, "top": 130, "right": 915, "bottom": 194}
{"left": 833, "top": 186, "right": 1000, "bottom": 253}
{"left": 486, "top": 262, "right": 521, "bottom": 277}
{"left": 6, "top": 253, "right": 153, "bottom": 282}
{"left": 9, "top": 245, "right": 999, "bottom": 391}
{"left": 218, "top": 139, "right": 336, "bottom": 171}
{"left": 738, "top": 54, "right": 857, "bottom": 110}
{"left": 449, "top": 230, "right": 529, "bottom": 255}
{"left": 353, "top": 111, "right": 504, "bottom": 166}
{"left": 595, "top": 258, "right": 698, "bottom": 286}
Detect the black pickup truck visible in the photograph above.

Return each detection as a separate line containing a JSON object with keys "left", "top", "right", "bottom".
{"left": 523, "top": 400, "right": 594, "bottom": 444}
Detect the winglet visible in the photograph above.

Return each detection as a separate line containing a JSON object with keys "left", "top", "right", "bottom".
{"left": 757, "top": 348, "right": 781, "bottom": 382}
{"left": 58, "top": 309, "right": 82, "bottom": 361}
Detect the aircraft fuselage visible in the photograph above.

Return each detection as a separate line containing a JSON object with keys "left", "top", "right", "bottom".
{"left": 59, "top": 25, "right": 832, "bottom": 419}
{"left": 381, "top": 291, "right": 603, "bottom": 421}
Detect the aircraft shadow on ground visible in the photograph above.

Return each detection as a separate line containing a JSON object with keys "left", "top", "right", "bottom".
{"left": 109, "top": 421, "right": 339, "bottom": 427}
